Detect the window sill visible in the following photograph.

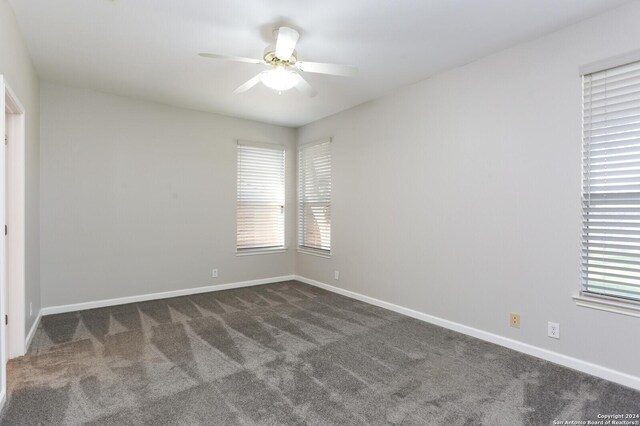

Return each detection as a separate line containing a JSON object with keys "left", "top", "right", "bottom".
{"left": 297, "top": 248, "right": 331, "bottom": 259}
{"left": 236, "top": 247, "right": 288, "bottom": 257}
{"left": 573, "top": 293, "right": 640, "bottom": 318}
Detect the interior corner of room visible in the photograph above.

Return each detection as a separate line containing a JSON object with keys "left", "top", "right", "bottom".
{"left": 1, "top": 0, "right": 640, "bottom": 423}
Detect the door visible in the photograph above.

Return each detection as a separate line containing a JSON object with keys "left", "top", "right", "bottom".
{"left": 0, "top": 77, "right": 27, "bottom": 406}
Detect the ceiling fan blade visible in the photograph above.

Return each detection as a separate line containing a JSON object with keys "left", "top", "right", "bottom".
{"left": 275, "top": 27, "right": 299, "bottom": 61}
{"left": 294, "top": 73, "right": 317, "bottom": 97}
{"left": 296, "top": 61, "right": 357, "bottom": 77}
{"left": 234, "top": 73, "right": 264, "bottom": 94}
{"left": 199, "top": 53, "right": 264, "bottom": 65}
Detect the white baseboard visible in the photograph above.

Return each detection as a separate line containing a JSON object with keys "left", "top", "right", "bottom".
{"left": 23, "top": 310, "right": 42, "bottom": 354}
{"left": 294, "top": 275, "right": 640, "bottom": 391}
{"left": 41, "top": 275, "right": 295, "bottom": 316}
{"left": 0, "top": 390, "right": 5, "bottom": 416}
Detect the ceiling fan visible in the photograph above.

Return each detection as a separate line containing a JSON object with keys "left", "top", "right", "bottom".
{"left": 199, "top": 26, "right": 357, "bottom": 97}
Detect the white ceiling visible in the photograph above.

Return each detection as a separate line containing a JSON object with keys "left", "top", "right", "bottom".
{"left": 9, "top": 0, "right": 629, "bottom": 127}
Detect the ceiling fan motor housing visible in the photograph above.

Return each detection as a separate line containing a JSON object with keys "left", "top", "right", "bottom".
{"left": 264, "top": 44, "right": 297, "bottom": 65}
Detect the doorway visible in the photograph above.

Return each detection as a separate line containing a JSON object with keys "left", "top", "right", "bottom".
{"left": 0, "top": 76, "right": 27, "bottom": 407}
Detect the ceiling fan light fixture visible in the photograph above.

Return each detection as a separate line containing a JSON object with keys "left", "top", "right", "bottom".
{"left": 261, "top": 68, "right": 298, "bottom": 92}
{"left": 200, "top": 24, "right": 356, "bottom": 97}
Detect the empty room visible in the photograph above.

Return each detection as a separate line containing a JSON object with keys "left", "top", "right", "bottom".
{"left": 0, "top": 0, "right": 639, "bottom": 424}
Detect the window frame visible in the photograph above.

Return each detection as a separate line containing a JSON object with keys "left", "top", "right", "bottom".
{"left": 297, "top": 138, "right": 332, "bottom": 257}
{"left": 236, "top": 140, "right": 287, "bottom": 256}
{"left": 577, "top": 53, "right": 640, "bottom": 316}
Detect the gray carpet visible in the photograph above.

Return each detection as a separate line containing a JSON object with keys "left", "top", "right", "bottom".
{"left": 0, "top": 281, "right": 638, "bottom": 425}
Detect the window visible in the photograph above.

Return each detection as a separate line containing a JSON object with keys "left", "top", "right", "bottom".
{"left": 582, "top": 59, "right": 640, "bottom": 303}
{"left": 236, "top": 141, "right": 285, "bottom": 252}
{"left": 298, "top": 139, "right": 331, "bottom": 255}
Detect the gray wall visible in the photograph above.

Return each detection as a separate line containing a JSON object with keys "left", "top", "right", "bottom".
{"left": 296, "top": 1, "right": 640, "bottom": 378}
{"left": 0, "top": 0, "right": 40, "bottom": 335}
{"left": 40, "top": 83, "right": 296, "bottom": 307}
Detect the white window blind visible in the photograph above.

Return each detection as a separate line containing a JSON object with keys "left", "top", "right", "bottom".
{"left": 298, "top": 139, "right": 331, "bottom": 254}
{"left": 582, "top": 60, "right": 640, "bottom": 302}
{"left": 237, "top": 141, "right": 285, "bottom": 251}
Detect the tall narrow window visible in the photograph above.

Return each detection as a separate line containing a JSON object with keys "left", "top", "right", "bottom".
{"left": 298, "top": 139, "right": 331, "bottom": 255}
{"left": 582, "top": 60, "right": 640, "bottom": 302}
{"left": 237, "top": 141, "right": 285, "bottom": 252}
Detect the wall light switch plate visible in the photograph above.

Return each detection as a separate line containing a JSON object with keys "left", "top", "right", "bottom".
{"left": 334, "top": 271, "right": 339, "bottom": 280}
{"left": 212, "top": 269, "right": 218, "bottom": 278}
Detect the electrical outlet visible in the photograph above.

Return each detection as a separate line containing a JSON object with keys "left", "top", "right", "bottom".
{"left": 29, "top": 302, "right": 32, "bottom": 317}
{"left": 212, "top": 268, "right": 218, "bottom": 278}
{"left": 334, "top": 270, "right": 340, "bottom": 280}
{"left": 548, "top": 322, "right": 560, "bottom": 339}
{"left": 510, "top": 313, "right": 520, "bottom": 328}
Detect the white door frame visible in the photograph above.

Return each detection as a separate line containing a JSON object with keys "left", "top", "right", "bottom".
{"left": 4, "top": 78, "right": 26, "bottom": 359}
{"left": 0, "top": 75, "right": 27, "bottom": 406}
